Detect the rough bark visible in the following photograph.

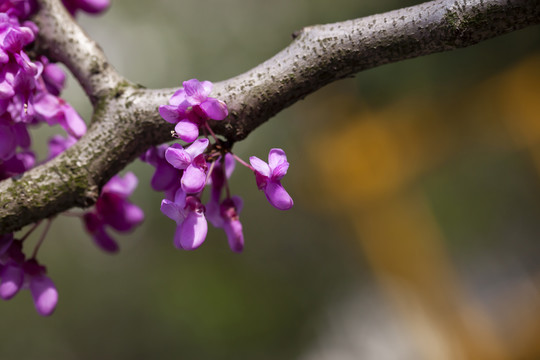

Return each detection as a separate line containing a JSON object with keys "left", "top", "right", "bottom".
{"left": 0, "top": 0, "right": 539, "bottom": 234}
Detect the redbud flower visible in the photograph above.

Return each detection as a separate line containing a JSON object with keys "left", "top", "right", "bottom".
{"left": 34, "top": 93, "right": 86, "bottom": 139}
{"left": 83, "top": 172, "right": 144, "bottom": 252}
{"left": 219, "top": 197, "right": 244, "bottom": 253}
{"left": 161, "top": 188, "right": 208, "bottom": 250}
{"left": 0, "top": 240, "right": 58, "bottom": 316}
{"left": 249, "top": 148, "right": 293, "bottom": 210}
{"left": 140, "top": 144, "right": 182, "bottom": 199}
{"left": 165, "top": 138, "right": 209, "bottom": 194}
{"left": 23, "top": 260, "right": 58, "bottom": 316}
{"left": 0, "top": 262, "right": 23, "bottom": 299}
{"left": 159, "top": 79, "right": 228, "bottom": 143}
{"left": 40, "top": 56, "right": 66, "bottom": 96}
{"left": 0, "top": 150, "right": 35, "bottom": 181}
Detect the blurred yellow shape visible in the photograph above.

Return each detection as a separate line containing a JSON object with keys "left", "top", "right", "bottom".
{"left": 352, "top": 193, "right": 509, "bottom": 360}
{"left": 305, "top": 52, "right": 540, "bottom": 360}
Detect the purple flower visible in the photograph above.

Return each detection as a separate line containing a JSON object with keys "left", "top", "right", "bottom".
{"left": 94, "top": 172, "right": 144, "bottom": 232}
{"left": 159, "top": 79, "right": 228, "bottom": 143}
{"left": 0, "top": 262, "right": 23, "bottom": 300}
{"left": 0, "top": 150, "right": 35, "bottom": 181}
{"left": 165, "top": 138, "right": 209, "bottom": 194}
{"left": 62, "top": 0, "right": 110, "bottom": 16}
{"left": 140, "top": 144, "right": 182, "bottom": 199}
{"left": 203, "top": 154, "right": 245, "bottom": 252}
{"left": 34, "top": 93, "right": 86, "bottom": 139}
{"left": 249, "top": 148, "right": 293, "bottom": 210}
{"left": 206, "top": 153, "right": 235, "bottom": 227}
{"left": 83, "top": 172, "right": 144, "bottom": 252}
{"left": 160, "top": 188, "right": 208, "bottom": 250}
{"left": 83, "top": 212, "right": 119, "bottom": 253}
{"left": 0, "top": 14, "right": 35, "bottom": 59}
{"left": 219, "top": 197, "right": 244, "bottom": 253}
{"left": 23, "top": 259, "right": 58, "bottom": 316}
{"left": 40, "top": 56, "right": 65, "bottom": 96}
{"left": 0, "top": 240, "right": 57, "bottom": 316}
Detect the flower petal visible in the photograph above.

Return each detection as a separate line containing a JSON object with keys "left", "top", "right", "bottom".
{"left": 183, "top": 79, "right": 212, "bottom": 99}
{"left": 200, "top": 98, "right": 228, "bottom": 120}
{"left": 175, "top": 120, "right": 199, "bottom": 143}
{"left": 92, "top": 227, "right": 119, "bottom": 253}
{"left": 34, "top": 93, "right": 61, "bottom": 124}
{"left": 264, "top": 180, "right": 294, "bottom": 210}
{"left": 231, "top": 195, "right": 244, "bottom": 214}
{"left": 77, "top": 0, "right": 110, "bottom": 14}
{"left": 0, "top": 124, "right": 16, "bottom": 160}
{"left": 60, "top": 103, "right": 86, "bottom": 139}
{"left": 205, "top": 196, "right": 223, "bottom": 228}
{"left": 181, "top": 164, "right": 207, "bottom": 194}
{"left": 29, "top": 275, "right": 58, "bottom": 316}
{"left": 165, "top": 145, "right": 191, "bottom": 170}
{"left": 103, "top": 172, "right": 138, "bottom": 197}
{"left": 268, "top": 148, "right": 287, "bottom": 171}
{"left": 158, "top": 104, "right": 182, "bottom": 124}
{"left": 160, "top": 199, "right": 184, "bottom": 224}
{"left": 272, "top": 161, "right": 289, "bottom": 180}
{"left": 168, "top": 88, "right": 187, "bottom": 106}
{"left": 224, "top": 219, "right": 244, "bottom": 253}
{"left": 174, "top": 211, "right": 207, "bottom": 250}
{"left": 0, "top": 264, "right": 23, "bottom": 300}
{"left": 224, "top": 153, "right": 236, "bottom": 179}
{"left": 185, "top": 138, "right": 209, "bottom": 158}
{"left": 150, "top": 162, "right": 180, "bottom": 192}
{"left": 249, "top": 156, "right": 271, "bottom": 177}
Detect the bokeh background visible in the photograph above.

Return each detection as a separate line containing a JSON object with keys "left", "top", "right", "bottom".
{"left": 2, "top": 0, "right": 540, "bottom": 359}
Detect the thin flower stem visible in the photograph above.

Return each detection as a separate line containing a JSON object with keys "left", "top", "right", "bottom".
{"left": 205, "top": 160, "right": 217, "bottom": 185}
{"left": 231, "top": 152, "right": 253, "bottom": 171}
{"left": 31, "top": 218, "right": 53, "bottom": 259}
{"left": 20, "top": 221, "right": 42, "bottom": 243}
{"left": 204, "top": 122, "right": 221, "bottom": 144}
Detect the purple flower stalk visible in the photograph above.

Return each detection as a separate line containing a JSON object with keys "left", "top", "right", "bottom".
{"left": 159, "top": 79, "right": 228, "bottom": 143}
{"left": 250, "top": 148, "right": 294, "bottom": 210}
{"left": 205, "top": 154, "right": 245, "bottom": 252}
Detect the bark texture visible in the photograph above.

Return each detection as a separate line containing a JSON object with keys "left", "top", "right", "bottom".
{"left": 0, "top": 0, "right": 539, "bottom": 233}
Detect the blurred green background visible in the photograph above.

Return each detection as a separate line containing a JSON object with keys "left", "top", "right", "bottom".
{"left": 2, "top": 0, "right": 540, "bottom": 359}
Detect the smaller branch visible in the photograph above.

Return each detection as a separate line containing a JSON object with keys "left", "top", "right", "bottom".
{"left": 32, "top": 0, "right": 125, "bottom": 104}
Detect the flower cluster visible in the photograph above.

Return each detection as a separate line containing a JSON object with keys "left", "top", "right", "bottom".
{"left": 83, "top": 172, "right": 144, "bottom": 253}
{"left": 0, "top": 1, "right": 89, "bottom": 181}
{"left": 0, "top": 233, "right": 58, "bottom": 316}
{"left": 0, "top": 0, "right": 120, "bottom": 316}
{"left": 146, "top": 79, "right": 293, "bottom": 253}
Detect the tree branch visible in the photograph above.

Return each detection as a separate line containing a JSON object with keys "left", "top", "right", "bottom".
{"left": 0, "top": 0, "right": 538, "bottom": 234}
{"left": 32, "top": 0, "right": 125, "bottom": 104}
